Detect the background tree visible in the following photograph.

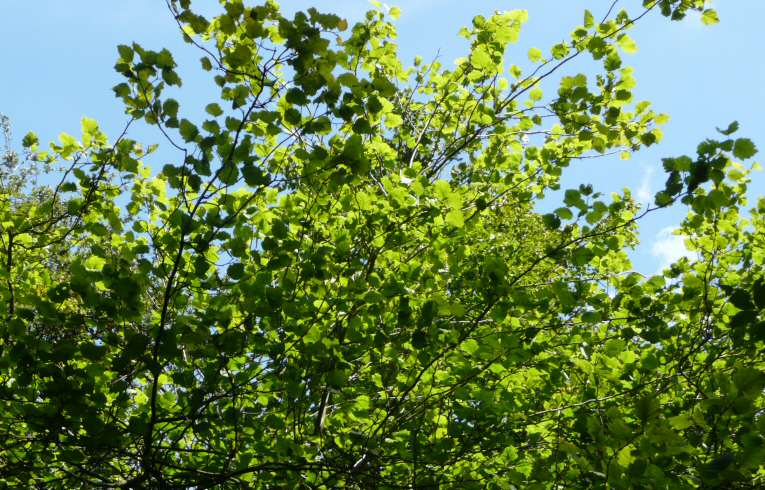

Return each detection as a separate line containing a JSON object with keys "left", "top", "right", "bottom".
{"left": 1, "top": 0, "right": 763, "bottom": 488}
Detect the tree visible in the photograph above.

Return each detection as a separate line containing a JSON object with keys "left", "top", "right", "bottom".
{"left": 1, "top": 0, "right": 763, "bottom": 487}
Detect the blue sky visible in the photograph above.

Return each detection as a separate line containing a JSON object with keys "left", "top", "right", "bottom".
{"left": 2, "top": 1, "right": 763, "bottom": 273}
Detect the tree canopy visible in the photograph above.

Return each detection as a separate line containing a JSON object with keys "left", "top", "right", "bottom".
{"left": 1, "top": 0, "right": 764, "bottom": 488}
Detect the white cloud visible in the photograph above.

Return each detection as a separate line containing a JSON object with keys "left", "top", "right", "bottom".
{"left": 635, "top": 165, "right": 654, "bottom": 206}
{"left": 651, "top": 226, "right": 696, "bottom": 271}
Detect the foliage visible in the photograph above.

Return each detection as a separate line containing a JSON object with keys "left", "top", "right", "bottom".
{"left": 1, "top": 0, "right": 763, "bottom": 488}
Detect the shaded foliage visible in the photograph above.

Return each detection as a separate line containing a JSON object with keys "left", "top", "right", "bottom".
{"left": 1, "top": 0, "right": 764, "bottom": 488}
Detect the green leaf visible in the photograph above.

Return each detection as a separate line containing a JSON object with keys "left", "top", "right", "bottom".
{"left": 285, "top": 88, "right": 308, "bottom": 105}
{"left": 284, "top": 108, "right": 302, "bottom": 125}
{"left": 59, "top": 132, "right": 79, "bottom": 149}
{"left": 84, "top": 256, "right": 106, "bottom": 272}
{"left": 227, "top": 263, "right": 245, "bottom": 280}
{"left": 445, "top": 209, "right": 464, "bottom": 228}
{"left": 163, "top": 99, "right": 180, "bottom": 118}
{"left": 385, "top": 113, "right": 403, "bottom": 128}
{"left": 124, "top": 333, "right": 150, "bottom": 358}
{"left": 528, "top": 47, "right": 543, "bottom": 63}
{"left": 733, "top": 138, "right": 757, "bottom": 159}
{"left": 620, "top": 351, "right": 638, "bottom": 364}
{"left": 117, "top": 44, "right": 133, "bottom": 61}
{"left": 352, "top": 117, "right": 373, "bottom": 134}
{"left": 113, "top": 82, "right": 131, "bottom": 98}
{"left": 461, "top": 338, "right": 480, "bottom": 356}
{"left": 157, "top": 48, "right": 175, "bottom": 68}
{"left": 701, "top": 9, "right": 719, "bottom": 25}
{"left": 731, "top": 310, "right": 758, "bottom": 329}
{"left": 617, "top": 34, "right": 638, "bottom": 54}
{"left": 617, "top": 446, "right": 634, "bottom": 467}
{"left": 551, "top": 42, "right": 570, "bottom": 60}
{"left": 668, "top": 414, "right": 694, "bottom": 430}
{"left": 219, "top": 164, "right": 239, "bottom": 185}
{"left": 543, "top": 213, "right": 561, "bottom": 229}
{"left": 584, "top": 9, "right": 594, "bottom": 28}
{"left": 716, "top": 121, "right": 739, "bottom": 136}
{"left": 242, "top": 165, "right": 269, "bottom": 186}
{"left": 81, "top": 117, "right": 99, "bottom": 136}
{"left": 81, "top": 343, "right": 107, "bottom": 361}
{"left": 22, "top": 131, "right": 39, "bottom": 148}
{"left": 470, "top": 47, "right": 493, "bottom": 71}
{"left": 635, "top": 396, "right": 658, "bottom": 423}
{"left": 162, "top": 68, "right": 182, "bottom": 86}
{"left": 582, "top": 311, "right": 601, "bottom": 323}
{"left": 753, "top": 279, "right": 765, "bottom": 310}
{"left": 205, "top": 103, "right": 223, "bottom": 117}
{"left": 179, "top": 119, "right": 198, "bottom": 142}
{"left": 730, "top": 289, "right": 754, "bottom": 310}
{"left": 411, "top": 330, "right": 427, "bottom": 349}
{"left": 555, "top": 207, "right": 573, "bottom": 220}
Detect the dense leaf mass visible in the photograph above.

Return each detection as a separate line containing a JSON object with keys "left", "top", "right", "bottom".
{"left": 1, "top": 0, "right": 764, "bottom": 488}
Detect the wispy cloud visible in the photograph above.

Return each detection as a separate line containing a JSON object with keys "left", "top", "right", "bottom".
{"left": 651, "top": 226, "right": 695, "bottom": 272}
{"left": 635, "top": 165, "right": 655, "bottom": 206}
